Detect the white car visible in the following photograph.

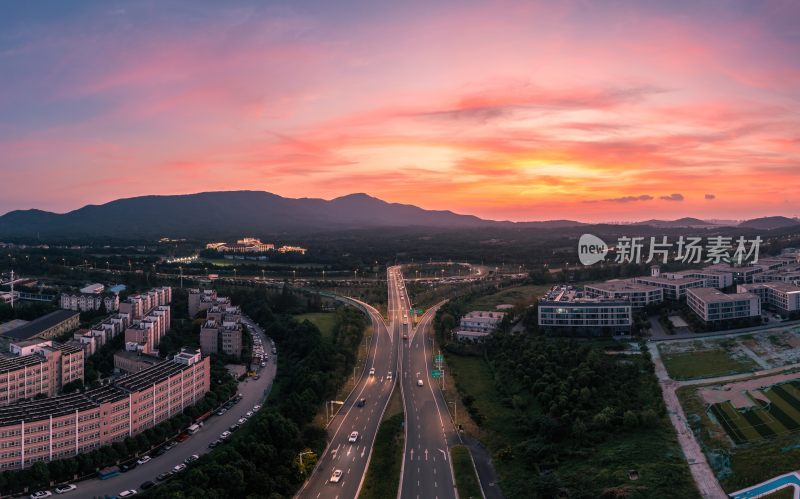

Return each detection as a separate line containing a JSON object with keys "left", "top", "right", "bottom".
{"left": 136, "top": 455, "right": 151, "bottom": 465}
{"left": 118, "top": 491, "right": 137, "bottom": 498}
{"left": 172, "top": 464, "right": 187, "bottom": 473}
{"left": 387, "top": 372, "right": 393, "bottom": 381}
{"left": 220, "top": 430, "right": 231, "bottom": 439}
{"left": 348, "top": 431, "right": 359, "bottom": 443}
{"left": 30, "top": 492, "right": 52, "bottom": 499}
{"left": 330, "top": 469, "right": 343, "bottom": 483}
{"left": 253, "top": 404, "right": 261, "bottom": 411}
{"left": 54, "top": 485, "right": 77, "bottom": 494}
{"left": 417, "top": 379, "right": 424, "bottom": 387}
{"left": 245, "top": 411, "right": 253, "bottom": 418}
{"left": 369, "top": 367, "right": 375, "bottom": 376}
{"left": 238, "top": 417, "right": 247, "bottom": 424}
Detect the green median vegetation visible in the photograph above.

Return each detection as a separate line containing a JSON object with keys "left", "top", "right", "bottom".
{"left": 451, "top": 446, "right": 482, "bottom": 499}
{"left": 359, "top": 412, "right": 405, "bottom": 499}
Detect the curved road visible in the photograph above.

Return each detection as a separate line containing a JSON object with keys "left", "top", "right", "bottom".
{"left": 296, "top": 290, "right": 398, "bottom": 499}
{"left": 75, "top": 315, "right": 277, "bottom": 498}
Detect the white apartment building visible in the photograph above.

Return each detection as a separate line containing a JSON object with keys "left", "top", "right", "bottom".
{"left": 454, "top": 311, "right": 505, "bottom": 341}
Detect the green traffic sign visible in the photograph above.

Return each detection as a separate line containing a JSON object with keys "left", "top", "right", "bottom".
{"left": 434, "top": 355, "right": 444, "bottom": 363}
{"left": 431, "top": 369, "right": 443, "bottom": 378}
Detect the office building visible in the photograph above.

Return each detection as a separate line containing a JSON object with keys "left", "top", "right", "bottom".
{"left": 0, "top": 341, "right": 84, "bottom": 406}
{"left": 738, "top": 282, "right": 800, "bottom": 315}
{"left": 686, "top": 288, "right": 761, "bottom": 323}
{"left": 538, "top": 286, "right": 632, "bottom": 334}
{"left": 584, "top": 280, "right": 663, "bottom": 308}
{"left": 454, "top": 311, "right": 505, "bottom": 341}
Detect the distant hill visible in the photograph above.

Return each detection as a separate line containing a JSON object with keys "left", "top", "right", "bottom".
{"left": 738, "top": 216, "right": 800, "bottom": 230}
{"left": 632, "top": 217, "right": 712, "bottom": 228}
{"left": 0, "top": 191, "right": 504, "bottom": 238}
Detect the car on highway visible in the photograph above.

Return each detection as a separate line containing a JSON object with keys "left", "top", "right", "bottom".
{"left": 136, "top": 455, "right": 151, "bottom": 465}
{"left": 156, "top": 472, "right": 173, "bottom": 481}
{"left": 387, "top": 372, "right": 393, "bottom": 381}
{"left": 330, "top": 470, "right": 343, "bottom": 483}
{"left": 417, "top": 379, "right": 424, "bottom": 387}
{"left": 357, "top": 398, "right": 366, "bottom": 407}
{"left": 118, "top": 490, "right": 137, "bottom": 497}
{"left": 172, "top": 464, "right": 187, "bottom": 473}
{"left": 348, "top": 431, "right": 359, "bottom": 443}
{"left": 369, "top": 367, "right": 375, "bottom": 376}
{"left": 54, "top": 485, "right": 77, "bottom": 494}
{"left": 30, "top": 491, "right": 52, "bottom": 499}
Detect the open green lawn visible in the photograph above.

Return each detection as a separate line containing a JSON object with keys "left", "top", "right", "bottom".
{"left": 447, "top": 353, "right": 698, "bottom": 498}
{"left": 451, "top": 446, "right": 482, "bottom": 499}
{"left": 660, "top": 349, "right": 758, "bottom": 380}
{"left": 463, "top": 284, "right": 550, "bottom": 311}
{"left": 294, "top": 312, "right": 337, "bottom": 338}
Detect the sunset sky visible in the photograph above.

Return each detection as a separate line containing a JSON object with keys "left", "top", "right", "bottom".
{"left": 1, "top": 0, "right": 799, "bottom": 222}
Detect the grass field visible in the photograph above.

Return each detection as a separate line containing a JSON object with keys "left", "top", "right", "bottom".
{"left": 451, "top": 446, "right": 482, "bottom": 499}
{"left": 709, "top": 381, "right": 800, "bottom": 444}
{"left": 294, "top": 312, "right": 337, "bottom": 338}
{"left": 661, "top": 349, "right": 758, "bottom": 380}
{"left": 463, "top": 284, "right": 550, "bottom": 311}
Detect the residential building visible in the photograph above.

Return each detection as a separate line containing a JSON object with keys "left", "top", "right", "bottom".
{"left": 0, "top": 341, "right": 84, "bottom": 406}
{"left": 686, "top": 288, "right": 761, "bottom": 323}
{"left": 188, "top": 288, "right": 217, "bottom": 318}
{"left": 200, "top": 320, "right": 242, "bottom": 358}
{"left": 454, "top": 311, "right": 505, "bottom": 341}
{"left": 584, "top": 280, "right": 663, "bottom": 308}
{"left": 538, "top": 286, "right": 632, "bottom": 334}
{"left": 738, "top": 283, "right": 800, "bottom": 315}
{"left": 60, "top": 292, "right": 119, "bottom": 313}
{"left": 0, "top": 352, "right": 209, "bottom": 470}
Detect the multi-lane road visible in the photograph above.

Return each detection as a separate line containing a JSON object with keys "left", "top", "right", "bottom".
{"left": 395, "top": 272, "right": 459, "bottom": 499}
{"left": 297, "top": 293, "right": 399, "bottom": 499}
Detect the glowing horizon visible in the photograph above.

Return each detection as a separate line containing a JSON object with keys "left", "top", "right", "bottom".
{"left": 2, "top": 1, "right": 799, "bottom": 222}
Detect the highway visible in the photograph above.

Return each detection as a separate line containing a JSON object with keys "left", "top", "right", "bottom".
{"left": 395, "top": 267, "right": 459, "bottom": 499}
{"left": 296, "top": 292, "right": 398, "bottom": 499}
{"left": 74, "top": 316, "right": 276, "bottom": 498}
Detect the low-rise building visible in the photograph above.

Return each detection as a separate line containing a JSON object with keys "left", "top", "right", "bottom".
{"left": 738, "top": 282, "right": 800, "bottom": 316}
{"left": 113, "top": 350, "right": 163, "bottom": 373}
{"left": 60, "top": 292, "right": 119, "bottom": 312}
{"left": 454, "top": 311, "right": 506, "bottom": 341}
{"left": 0, "top": 311, "right": 79, "bottom": 344}
{"left": 584, "top": 280, "right": 663, "bottom": 308}
{"left": 538, "top": 286, "right": 632, "bottom": 335}
{"left": 633, "top": 275, "right": 706, "bottom": 300}
{"left": 686, "top": 288, "right": 761, "bottom": 323}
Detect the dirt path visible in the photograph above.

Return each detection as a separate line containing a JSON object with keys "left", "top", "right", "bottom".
{"left": 649, "top": 343, "right": 729, "bottom": 499}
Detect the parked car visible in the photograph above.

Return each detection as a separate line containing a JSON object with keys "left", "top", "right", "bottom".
{"left": 184, "top": 454, "right": 200, "bottom": 465}
{"left": 209, "top": 439, "right": 221, "bottom": 448}
{"left": 30, "top": 492, "right": 52, "bottom": 499}
{"left": 120, "top": 462, "right": 137, "bottom": 472}
{"left": 216, "top": 408, "right": 227, "bottom": 416}
{"left": 172, "top": 464, "right": 187, "bottom": 473}
{"left": 136, "top": 455, "right": 151, "bottom": 465}
{"left": 54, "top": 485, "right": 77, "bottom": 494}
{"left": 140, "top": 481, "right": 156, "bottom": 490}
{"left": 237, "top": 417, "right": 247, "bottom": 424}
{"left": 387, "top": 372, "right": 393, "bottom": 381}
{"left": 253, "top": 404, "right": 262, "bottom": 411}
{"left": 164, "top": 442, "right": 176, "bottom": 450}
{"left": 118, "top": 490, "right": 137, "bottom": 497}
{"left": 156, "top": 472, "right": 172, "bottom": 481}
